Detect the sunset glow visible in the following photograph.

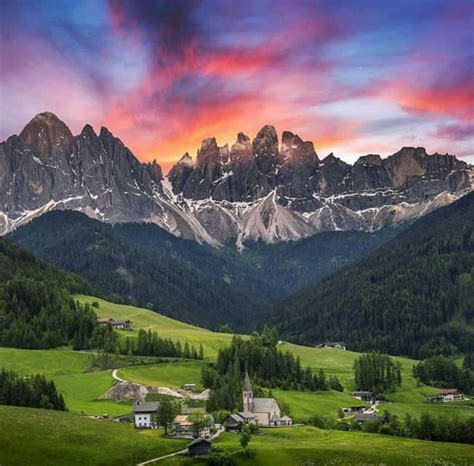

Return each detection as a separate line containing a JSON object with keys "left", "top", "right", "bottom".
{"left": 1, "top": 0, "right": 473, "bottom": 172}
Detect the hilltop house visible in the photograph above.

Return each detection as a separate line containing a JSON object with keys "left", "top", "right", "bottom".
{"left": 97, "top": 317, "right": 133, "bottom": 330}
{"left": 132, "top": 401, "right": 159, "bottom": 428}
{"left": 316, "top": 341, "right": 346, "bottom": 350}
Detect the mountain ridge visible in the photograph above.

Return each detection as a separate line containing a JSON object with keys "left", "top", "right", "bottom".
{"left": 1, "top": 112, "right": 472, "bottom": 246}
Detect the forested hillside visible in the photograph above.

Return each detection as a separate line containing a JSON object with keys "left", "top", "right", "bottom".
{"left": 269, "top": 192, "right": 474, "bottom": 358}
{"left": 0, "top": 239, "right": 94, "bottom": 348}
{"left": 9, "top": 210, "right": 392, "bottom": 330}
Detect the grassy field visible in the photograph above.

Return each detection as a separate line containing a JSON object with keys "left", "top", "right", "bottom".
{"left": 76, "top": 295, "right": 235, "bottom": 358}
{"left": 0, "top": 405, "right": 187, "bottom": 466}
{"left": 163, "top": 426, "right": 474, "bottom": 466}
{"left": 0, "top": 347, "right": 130, "bottom": 416}
{"left": 1, "top": 297, "right": 471, "bottom": 422}
{"left": 273, "top": 389, "right": 365, "bottom": 420}
{"left": 119, "top": 361, "right": 206, "bottom": 389}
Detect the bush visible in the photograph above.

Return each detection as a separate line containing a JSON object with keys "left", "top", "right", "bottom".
{"left": 207, "top": 449, "right": 234, "bottom": 466}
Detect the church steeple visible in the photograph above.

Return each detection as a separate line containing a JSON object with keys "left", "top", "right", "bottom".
{"left": 242, "top": 371, "right": 253, "bottom": 412}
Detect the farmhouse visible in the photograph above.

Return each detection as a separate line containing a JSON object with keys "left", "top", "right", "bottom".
{"left": 132, "top": 401, "right": 159, "bottom": 428}
{"left": 172, "top": 414, "right": 212, "bottom": 439}
{"left": 441, "top": 389, "right": 463, "bottom": 401}
{"left": 187, "top": 438, "right": 212, "bottom": 457}
{"left": 354, "top": 412, "right": 381, "bottom": 424}
{"left": 351, "top": 391, "right": 374, "bottom": 403}
{"left": 427, "top": 389, "right": 463, "bottom": 402}
{"left": 241, "top": 372, "right": 292, "bottom": 427}
{"left": 111, "top": 319, "right": 133, "bottom": 330}
{"left": 316, "top": 341, "right": 346, "bottom": 350}
{"left": 96, "top": 317, "right": 133, "bottom": 330}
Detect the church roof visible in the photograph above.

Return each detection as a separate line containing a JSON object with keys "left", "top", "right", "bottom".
{"left": 243, "top": 371, "right": 252, "bottom": 392}
{"left": 252, "top": 397, "right": 278, "bottom": 413}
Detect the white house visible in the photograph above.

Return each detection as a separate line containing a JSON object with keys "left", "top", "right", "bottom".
{"left": 441, "top": 389, "right": 463, "bottom": 402}
{"left": 132, "top": 401, "right": 159, "bottom": 428}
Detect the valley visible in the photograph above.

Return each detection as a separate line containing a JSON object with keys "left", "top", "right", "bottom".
{"left": 1, "top": 297, "right": 473, "bottom": 465}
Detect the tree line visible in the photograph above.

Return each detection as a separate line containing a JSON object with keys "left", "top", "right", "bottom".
{"left": 413, "top": 355, "right": 474, "bottom": 394}
{"left": 311, "top": 411, "right": 473, "bottom": 445}
{"left": 0, "top": 368, "right": 66, "bottom": 411}
{"left": 202, "top": 327, "right": 342, "bottom": 412}
{"left": 353, "top": 352, "right": 402, "bottom": 393}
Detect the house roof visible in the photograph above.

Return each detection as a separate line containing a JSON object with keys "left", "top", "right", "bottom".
{"left": 243, "top": 371, "right": 252, "bottom": 392}
{"left": 281, "top": 415, "right": 292, "bottom": 421}
{"left": 97, "top": 317, "right": 113, "bottom": 323}
{"left": 173, "top": 415, "right": 192, "bottom": 426}
{"left": 252, "top": 397, "right": 278, "bottom": 413}
{"left": 354, "top": 412, "right": 378, "bottom": 422}
{"left": 442, "top": 389, "right": 462, "bottom": 395}
{"left": 271, "top": 414, "right": 281, "bottom": 421}
{"left": 188, "top": 438, "right": 211, "bottom": 447}
{"left": 351, "top": 391, "right": 373, "bottom": 396}
{"left": 227, "top": 413, "right": 244, "bottom": 424}
{"left": 112, "top": 320, "right": 131, "bottom": 324}
{"left": 133, "top": 401, "right": 159, "bottom": 413}
{"left": 238, "top": 411, "right": 256, "bottom": 420}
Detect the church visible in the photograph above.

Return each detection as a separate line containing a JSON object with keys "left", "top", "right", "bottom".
{"left": 241, "top": 372, "right": 292, "bottom": 427}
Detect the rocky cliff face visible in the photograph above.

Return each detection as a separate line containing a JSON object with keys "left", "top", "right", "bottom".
{"left": 1, "top": 112, "right": 472, "bottom": 246}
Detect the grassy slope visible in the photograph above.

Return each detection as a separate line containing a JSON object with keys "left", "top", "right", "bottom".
{"left": 76, "top": 295, "right": 234, "bottom": 358}
{"left": 164, "top": 427, "right": 474, "bottom": 466}
{"left": 1, "top": 297, "right": 471, "bottom": 420}
{"left": 75, "top": 296, "right": 473, "bottom": 420}
{"left": 0, "top": 405, "right": 187, "bottom": 466}
{"left": 0, "top": 348, "right": 129, "bottom": 416}
{"left": 119, "top": 361, "right": 205, "bottom": 390}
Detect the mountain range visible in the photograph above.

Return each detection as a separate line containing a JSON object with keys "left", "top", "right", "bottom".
{"left": 1, "top": 112, "right": 472, "bottom": 246}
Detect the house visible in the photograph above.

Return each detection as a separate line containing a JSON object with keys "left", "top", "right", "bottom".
{"left": 280, "top": 415, "right": 293, "bottom": 426}
{"left": 316, "top": 341, "right": 346, "bottom": 351}
{"left": 351, "top": 391, "right": 374, "bottom": 403}
{"left": 188, "top": 438, "right": 212, "bottom": 457}
{"left": 242, "top": 371, "right": 292, "bottom": 427}
{"left": 173, "top": 414, "right": 211, "bottom": 439}
{"left": 132, "top": 401, "right": 159, "bottom": 428}
{"left": 354, "top": 412, "right": 380, "bottom": 424}
{"left": 441, "top": 389, "right": 463, "bottom": 402}
{"left": 97, "top": 317, "right": 133, "bottom": 330}
{"left": 97, "top": 317, "right": 114, "bottom": 325}
{"left": 111, "top": 319, "right": 133, "bottom": 330}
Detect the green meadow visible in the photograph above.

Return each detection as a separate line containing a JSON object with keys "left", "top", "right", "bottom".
{"left": 76, "top": 295, "right": 235, "bottom": 358}
{"left": 163, "top": 427, "right": 474, "bottom": 466}
{"left": 0, "top": 405, "right": 187, "bottom": 466}
{"left": 119, "top": 360, "right": 206, "bottom": 390}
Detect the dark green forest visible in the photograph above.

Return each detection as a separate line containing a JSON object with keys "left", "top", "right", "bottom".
{"left": 269, "top": 192, "right": 474, "bottom": 358}
{"left": 0, "top": 368, "right": 65, "bottom": 411}
{"left": 8, "top": 210, "right": 392, "bottom": 330}
{"left": 413, "top": 355, "right": 474, "bottom": 393}
{"left": 0, "top": 239, "right": 96, "bottom": 349}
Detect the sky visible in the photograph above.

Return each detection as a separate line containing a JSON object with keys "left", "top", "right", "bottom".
{"left": 0, "top": 0, "right": 473, "bottom": 172}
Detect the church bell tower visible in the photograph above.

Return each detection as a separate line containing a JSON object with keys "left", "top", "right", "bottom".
{"left": 242, "top": 371, "right": 253, "bottom": 412}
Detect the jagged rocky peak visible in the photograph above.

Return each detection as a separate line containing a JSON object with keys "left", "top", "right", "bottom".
{"left": 19, "top": 112, "right": 73, "bottom": 158}
{"left": 230, "top": 132, "right": 252, "bottom": 161}
{"left": 168, "top": 153, "right": 194, "bottom": 194}
{"left": 356, "top": 154, "right": 383, "bottom": 166}
{"left": 280, "top": 131, "right": 319, "bottom": 164}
